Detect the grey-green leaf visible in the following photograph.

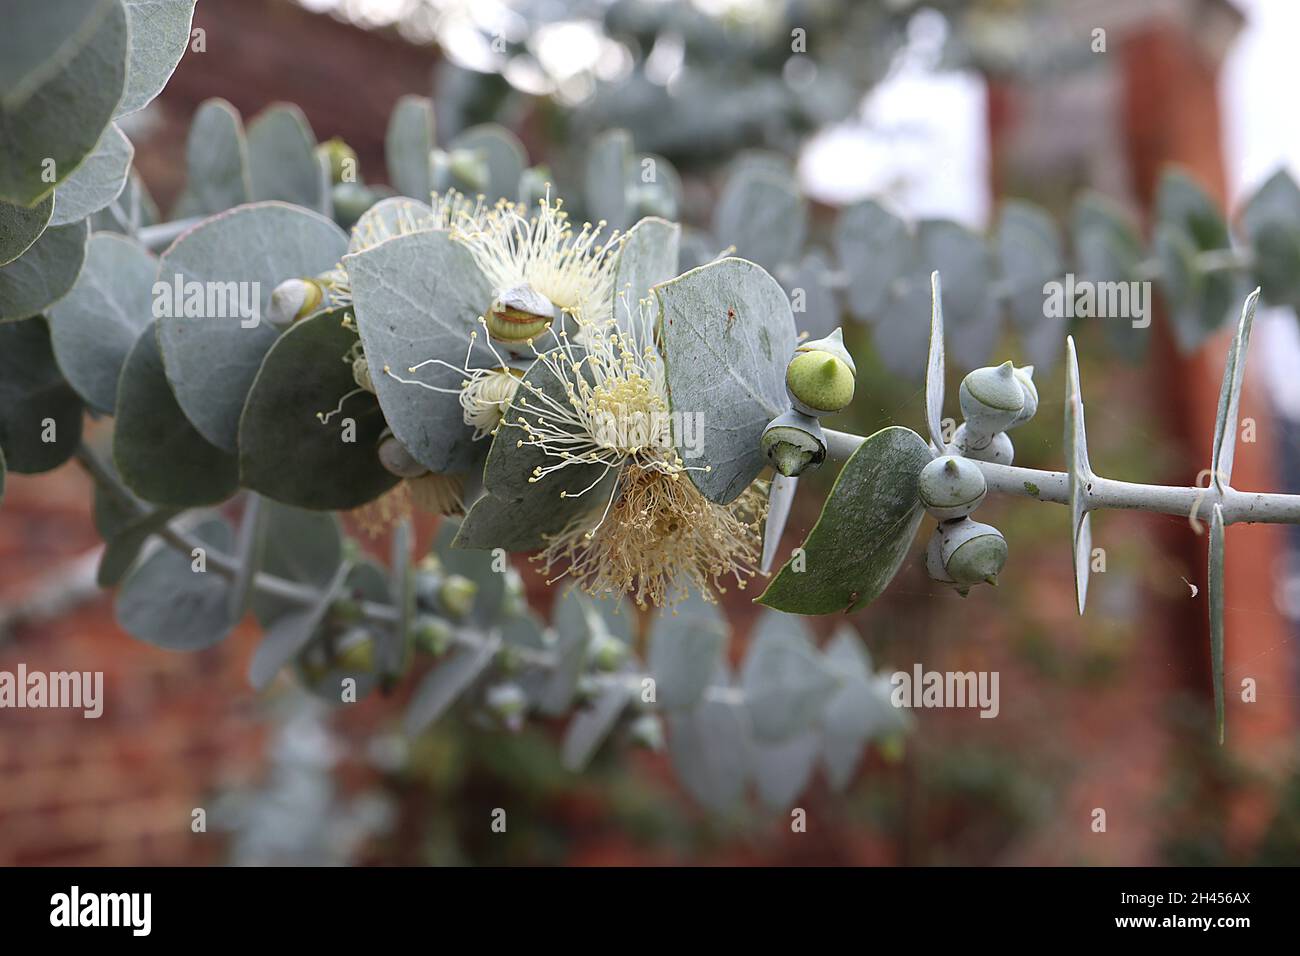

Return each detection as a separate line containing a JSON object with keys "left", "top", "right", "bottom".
{"left": 1210, "top": 289, "right": 1260, "bottom": 493}
{"left": 0, "top": 219, "right": 89, "bottom": 322}
{"left": 448, "top": 124, "right": 526, "bottom": 203}
{"left": 1209, "top": 503, "right": 1225, "bottom": 744}
{"left": 50, "top": 123, "right": 133, "bottom": 226}
{"left": 116, "top": 0, "right": 197, "bottom": 117}
{"left": 405, "top": 635, "right": 500, "bottom": 735}
{"left": 925, "top": 270, "right": 945, "bottom": 452}
{"left": 248, "top": 561, "right": 350, "bottom": 690}
{"left": 1064, "top": 336, "right": 1094, "bottom": 615}
{"left": 247, "top": 104, "right": 329, "bottom": 215}
{"left": 238, "top": 309, "right": 398, "bottom": 510}
{"left": 0, "top": 0, "right": 127, "bottom": 206}
{"left": 155, "top": 201, "right": 348, "bottom": 451}
{"left": 47, "top": 231, "right": 155, "bottom": 412}
{"left": 740, "top": 612, "right": 839, "bottom": 742}
{"left": 113, "top": 320, "right": 239, "bottom": 506}
{"left": 173, "top": 99, "right": 251, "bottom": 217}
{"left": 0, "top": 316, "right": 84, "bottom": 472}
{"left": 834, "top": 199, "right": 911, "bottom": 322}
{"left": 658, "top": 257, "right": 797, "bottom": 503}
{"left": 648, "top": 595, "right": 727, "bottom": 710}
{"left": 385, "top": 94, "right": 437, "bottom": 200}
{"left": 712, "top": 162, "right": 807, "bottom": 274}
{"left": 115, "top": 517, "right": 236, "bottom": 650}
{"left": 561, "top": 679, "right": 635, "bottom": 772}
{"left": 0, "top": 194, "right": 53, "bottom": 266}
{"left": 249, "top": 501, "right": 343, "bottom": 626}
{"left": 344, "top": 229, "right": 492, "bottom": 473}
{"left": 758, "top": 426, "right": 930, "bottom": 615}
{"left": 667, "top": 664, "right": 751, "bottom": 812}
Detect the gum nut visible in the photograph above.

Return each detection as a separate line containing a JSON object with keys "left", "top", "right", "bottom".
{"left": 919, "top": 455, "right": 987, "bottom": 520}
{"left": 786, "top": 350, "right": 856, "bottom": 415}
{"left": 925, "top": 527, "right": 955, "bottom": 583}
{"left": 267, "top": 278, "right": 322, "bottom": 326}
{"left": 959, "top": 361, "right": 1024, "bottom": 434}
{"left": 377, "top": 434, "right": 429, "bottom": 478}
{"left": 939, "top": 518, "right": 1008, "bottom": 586}
{"left": 1011, "top": 365, "right": 1039, "bottom": 426}
{"left": 796, "top": 327, "right": 857, "bottom": 375}
{"left": 954, "top": 424, "right": 1015, "bottom": 466}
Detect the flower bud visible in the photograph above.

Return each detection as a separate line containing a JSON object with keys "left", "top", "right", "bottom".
{"left": 938, "top": 517, "right": 1007, "bottom": 587}
{"left": 1010, "top": 365, "right": 1038, "bottom": 428}
{"left": 786, "top": 328, "right": 856, "bottom": 416}
{"left": 629, "top": 712, "right": 665, "bottom": 751}
{"left": 431, "top": 147, "right": 488, "bottom": 194}
{"left": 377, "top": 433, "right": 429, "bottom": 478}
{"left": 486, "top": 283, "right": 556, "bottom": 343}
{"left": 267, "top": 278, "right": 323, "bottom": 327}
{"left": 439, "top": 574, "right": 478, "bottom": 621}
{"left": 413, "top": 614, "right": 453, "bottom": 656}
{"left": 924, "top": 527, "right": 956, "bottom": 585}
{"left": 317, "top": 137, "right": 358, "bottom": 185}
{"left": 761, "top": 409, "right": 826, "bottom": 477}
{"left": 959, "top": 362, "right": 1025, "bottom": 436}
{"left": 486, "top": 682, "right": 528, "bottom": 731}
{"left": 334, "top": 627, "right": 375, "bottom": 673}
{"left": 590, "top": 634, "right": 628, "bottom": 672}
{"left": 918, "top": 455, "right": 987, "bottom": 521}
{"left": 953, "top": 423, "right": 1014, "bottom": 466}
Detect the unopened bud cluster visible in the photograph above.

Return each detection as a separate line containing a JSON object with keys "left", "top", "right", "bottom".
{"left": 762, "top": 328, "right": 856, "bottom": 477}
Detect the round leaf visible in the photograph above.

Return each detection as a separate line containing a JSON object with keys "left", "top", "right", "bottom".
{"left": 0, "top": 316, "right": 84, "bottom": 472}
{"left": 0, "top": 219, "right": 89, "bottom": 322}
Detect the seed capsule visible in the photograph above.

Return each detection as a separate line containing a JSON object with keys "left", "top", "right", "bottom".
{"left": 939, "top": 517, "right": 1008, "bottom": 587}
{"left": 761, "top": 409, "right": 826, "bottom": 477}
{"left": 786, "top": 328, "right": 857, "bottom": 416}
{"left": 918, "top": 455, "right": 987, "bottom": 520}
{"left": 486, "top": 283, "right": 556, "bottom": 343}
{"left": 959, "top": 361, "right": 1025, "bottom": 436}
{"left": 953, "top": 423, "right": 1014, "bottom": 466}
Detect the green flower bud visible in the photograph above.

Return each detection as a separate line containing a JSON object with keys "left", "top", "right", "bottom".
{"left": 953, "top": 423, "right": 1014, "bottom": 465}
{"left": 413, "top": 614, "right": 454, "bottom": 656}
{"left": 939, "top": 517, "right": 1007, "bottom": 587}
{"left": 377, "top": 433, "right": 429, "bottom": 479}
{"left": 919, "top": 455, "right": 987, "bottom": 521}
{"left": 331, "top": 594, "right": 363, "bottom": 624}
{"left": 432, "top": 147, "right": 488, "bottom": 194}
{"left": 439, "top": 574, "right": 478, "bottom": 621}
{"left": 761, "top": 409, "right": 826, "bottom": 477}
{"left": 496, "top": 645, "right": 523, "bottom": 674}
{"left": 486, "top": 686, "right": 525, "bottom": 723}
{"left": 316, "top": 137, "right": 358, "bottom": 185}
{"left": 267, "top": 278, "right": 323, "bottom": 327}
{"left": 486, "top": 283, "right": 556, "bottom": 343}
{"left": 1010, "top": 365, "right": 1038, "bottom": 427}
{"left": 959, "top": 361, "right": 1025, "bottom": 436}
{"left": 590, "top": 634, "right": 628, "bottom": 672}
{"left": 786, "top": 328, "right": 857, "bottom": 416}
{"left": 334, "top": 628, "right": 375, "bottom": 673}
{"left": 629, "top": 712, "right": 665, "bottom": 751}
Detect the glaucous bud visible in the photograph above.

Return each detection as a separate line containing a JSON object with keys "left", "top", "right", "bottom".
{"left": 953, "top": 423, "right": 1014, "bottom": 466}
{"left": 486, "top": 682, "right": 528, "bottom": 731}
{"left": 431, "top": 147, "right": 488, "bottom": 194}
{"left": 590, "top": 634, "right": 628, "bottom": 672}
{"left": 486, "top": 283, "right": 556, "bottom": 343}
{"left": 918, "top": 455, "right": 987, "bottom": 521}
{"left": 938, "top": 517, "right": 1008, "bottom": 587}
{"left": 267, "top": 277, "right": 323, "bottom": 327}
{"left": 924, "top": 527, "right": 956, "bottom": 585}
{"left": 377, "top": 433, "right": 429, "bottom": 479}
{"left": 317, "top": 137, "right": 358, "bottom": 185}
{"left": 1010, "top": 365, "right": 1038, "bottom": 428}
{"left": 439, "top": 574, "right": 478, "bottom": 621}
{"left": 629, "top": 713, "right": 665, "bottom": 751}
{"left": 334, "top": 627, "right": 376, "bottom": 673}
{"left": 761, "top": 409, "right": 826, "bottom": 477}
{"left": 959, "top": 362, "right": 1025, "bottom": 436}
{"left": 413, "top": 614, "right": 453, "bottom": 656}
{"left": 786, "top": 328, "right": 857, "bottom": 416}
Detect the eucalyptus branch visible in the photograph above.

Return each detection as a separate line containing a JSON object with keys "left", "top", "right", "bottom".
{"left": 136, "top": 216, "right": 201, "bottom": 252}
{"left": 822, "top": 428, "right": 1300, "bottom": 526}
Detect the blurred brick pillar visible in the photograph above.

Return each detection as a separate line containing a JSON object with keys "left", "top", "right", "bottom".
{"left": 1117, "top": 20, "right": 1295, "bottom": 846}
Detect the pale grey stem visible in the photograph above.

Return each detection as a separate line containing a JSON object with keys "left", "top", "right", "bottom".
{"left": 136, "top": 217, "right": 201, "bottom": 252}
{"left": 822, "top": 428, "right": 1300, "bottom": 527}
